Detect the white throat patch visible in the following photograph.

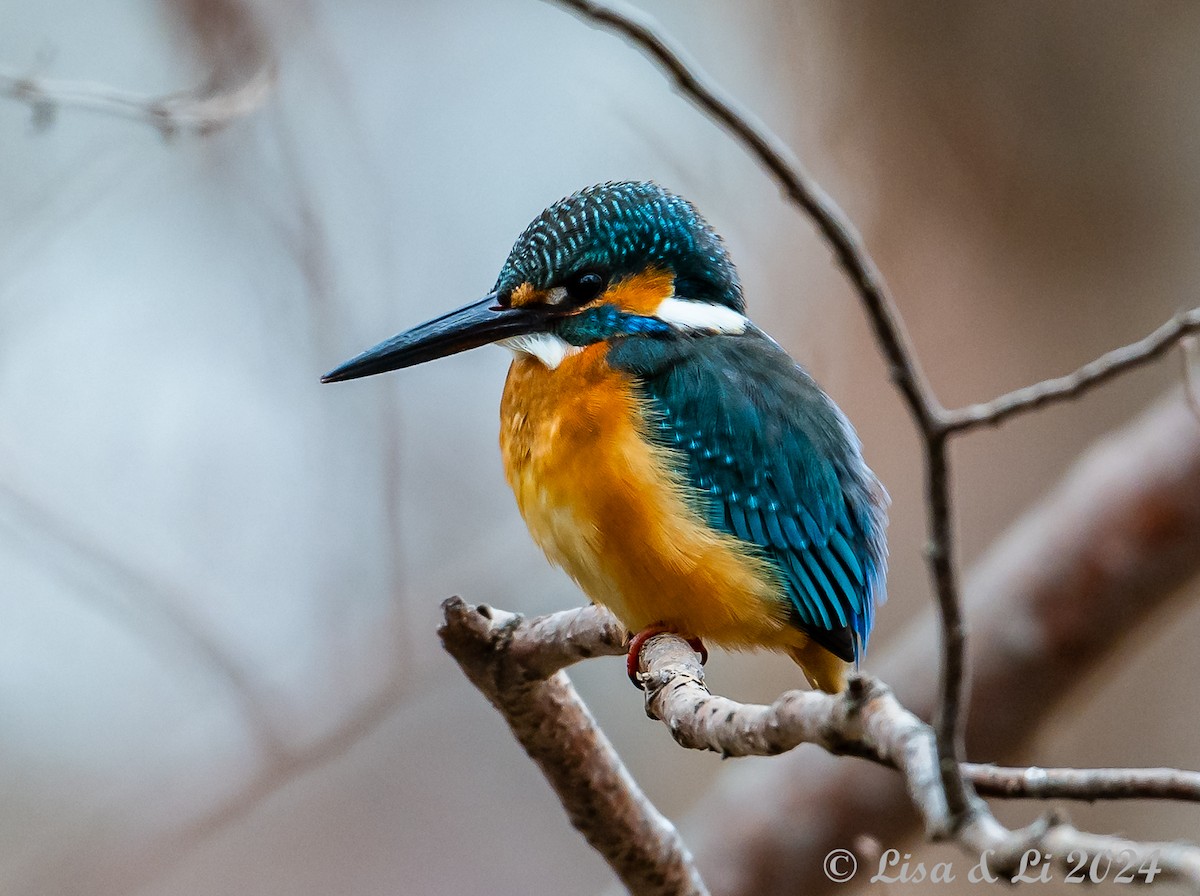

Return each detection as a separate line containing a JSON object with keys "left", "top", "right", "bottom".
{"left": 501, "top": 333, "right": 581, "bottom": 369}
{"left": 654, "top": 298, "right": 748, "bottom": 334}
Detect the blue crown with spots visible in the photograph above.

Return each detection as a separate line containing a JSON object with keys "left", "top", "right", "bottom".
{"left": 494, "top": 182, "right": 745, "bottom": 312}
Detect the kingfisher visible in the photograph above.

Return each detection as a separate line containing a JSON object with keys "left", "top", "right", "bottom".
{"left": 323, "top": 182, "right": 887, "bottom": 693}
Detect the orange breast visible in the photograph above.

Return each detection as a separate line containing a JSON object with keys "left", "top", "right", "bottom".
{"left": 499, "top": 343, "right": 798, "bottom": 649}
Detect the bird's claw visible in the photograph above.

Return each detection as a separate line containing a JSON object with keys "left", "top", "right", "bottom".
{"left": 626, "top": 626, "right": 707, "bottom": 689}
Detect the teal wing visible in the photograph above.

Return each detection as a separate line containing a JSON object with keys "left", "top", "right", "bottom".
{"left": 609, "top": 329, "right": 888, "bottom": 662}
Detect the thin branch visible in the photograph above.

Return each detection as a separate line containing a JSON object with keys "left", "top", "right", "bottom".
{"left": 1182, "top": 335, "right": 1200, "bottom": 425}
{"left": 2, "top": 0, "right": 277, "bottom": 140}
{"left": 965, "top": 763, "right": 1200, "bottom": 802}
{"left": 439, "top": 598, "right": 708, "bottom": 896}
{"left": 504, "top": 601, "right": 630, "bottom": 678}
{"left": 545, "top": 0, "right": 975, "bottom": 826}
{"left": 1039, "top": 825, "right": 1200, "bottom": 885}
{"left": 944, "top": 307, "right": 1200, "bottom": 433}
{"left": 0, "top": 63, "right": 275, "bottom": 137}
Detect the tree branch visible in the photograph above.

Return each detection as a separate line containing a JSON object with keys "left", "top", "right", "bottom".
{"left": 2, "top": 0, "right": 275, "bottom": 136}
{"left": 1181, "top": 335, "right": 1200, "bottom": 424}
{"left": 943, "top": 307, "right": 1200, "bottom": 433}
{"left": 438, "top": 598, "right": 708, "bottom": 896}
{"left": 635, "top": 638, "right": 952, "bottom": 838}
{"left": 0, "top": 64, "right": 275, "bottom": 136}
{"left": 965, "top": 763, "right": 1200, "bottom": 803}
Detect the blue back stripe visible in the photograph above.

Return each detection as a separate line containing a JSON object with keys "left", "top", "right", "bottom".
{"left": 799, "top": 551, "right": 849, "bottom": 629}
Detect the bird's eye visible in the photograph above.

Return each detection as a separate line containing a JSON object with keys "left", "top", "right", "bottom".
{"left": 564, "top": 271, "right": 607, "bottom": 304}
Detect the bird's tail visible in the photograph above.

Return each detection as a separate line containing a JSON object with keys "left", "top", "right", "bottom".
{"left": 788, "top": 640, "right": 847, "bottom": 694}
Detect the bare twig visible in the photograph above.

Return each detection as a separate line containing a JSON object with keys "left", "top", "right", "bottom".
{"left": 439, "top": 598, "right": 708, "bottom": 896}
{"left": 1038, "top": 825, "right": 1200, "bottom": 885}
{"left": 505, "top": 601, "right": 630, "bottom": 677}
{"left": 1182, "top": 335, "right": 1200, "bottom": 425}
{"left": 965, "top": 763, "right": 1200, "bottom": 802}
{"left": 944, "top": 307, "right": 1200, "bottom": 433}
{"left": 0, "top": 64, "right": 275, "bottom": 136}
{"left": 1, "top": 0, "right": 276, "bottom": 136}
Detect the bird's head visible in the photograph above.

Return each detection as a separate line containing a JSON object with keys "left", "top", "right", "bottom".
{"left": 321, "top": 181, "right": 746, "bottom": 382}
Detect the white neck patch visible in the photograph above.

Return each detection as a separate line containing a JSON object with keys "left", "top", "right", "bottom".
{"left": 501, "top": 333, "right": 581, "bottom": 369}
{"left": 654, "top": 297, "right": 748, "bottom": 334}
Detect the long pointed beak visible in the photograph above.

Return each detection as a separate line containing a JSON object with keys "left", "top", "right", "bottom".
{"left": 321, "top": 293, "right": 545, "bottom": 383}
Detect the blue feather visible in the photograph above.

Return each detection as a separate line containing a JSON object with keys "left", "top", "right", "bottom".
{"left": 610, "top": 328, "right": 888, "bottom": 663}
{"left": 800, "top": 550, "right": 849, "bottom": 628}
{"left": 783, "top": 552, "right": 832, "bottom": 630}
{"left": 764, "top": 506, "right": 789, "bottom": 550}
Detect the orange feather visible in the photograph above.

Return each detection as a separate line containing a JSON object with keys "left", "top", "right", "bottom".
{"left": 499, "top": 338, "right": 845, "bottom": 691}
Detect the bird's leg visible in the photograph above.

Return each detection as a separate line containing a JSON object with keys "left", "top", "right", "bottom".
{"left": 626, "top": 624, "right": 708, "bottom": 688}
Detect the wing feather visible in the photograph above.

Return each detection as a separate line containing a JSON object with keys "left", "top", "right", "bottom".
{"left": 609, "top": 329, "right": 888, "bottom": 663}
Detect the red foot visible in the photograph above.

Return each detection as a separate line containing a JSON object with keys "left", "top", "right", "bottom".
{"left": 626, "top": 625, "right": 708, "bottom": 689}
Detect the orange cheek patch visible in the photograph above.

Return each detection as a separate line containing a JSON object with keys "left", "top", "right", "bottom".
{"left": 602, "top": 268, "right": 675, "bottom": 314}
{"left": 509, "top": 281, "right": 542, "bottom": 308}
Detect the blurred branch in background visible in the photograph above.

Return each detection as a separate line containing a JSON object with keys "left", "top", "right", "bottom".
{"left": 0, "top": 63, "right": 274, "bottom": 136}
{"left": 0, "top": 0, "right": 274, "bottom": 136}
{"left": 0, "top": 474, "right": 420, "bottom": 895}
{"left": 0, "top": 478, "right": 285, "bottom": 757}
{"left": 1182, "top": 336, "right": 1200, "bottom": 423}
{"left": 124, "top": 661, "right": 414, "bottom": 896}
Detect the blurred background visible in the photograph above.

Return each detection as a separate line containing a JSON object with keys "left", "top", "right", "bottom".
{"left": 2, "top": 1, "right": 1199, "bottom": 894}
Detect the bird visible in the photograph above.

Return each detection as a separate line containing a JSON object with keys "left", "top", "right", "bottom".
{"left": 322, "top": 182, "right": 887, "bottom": 693}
